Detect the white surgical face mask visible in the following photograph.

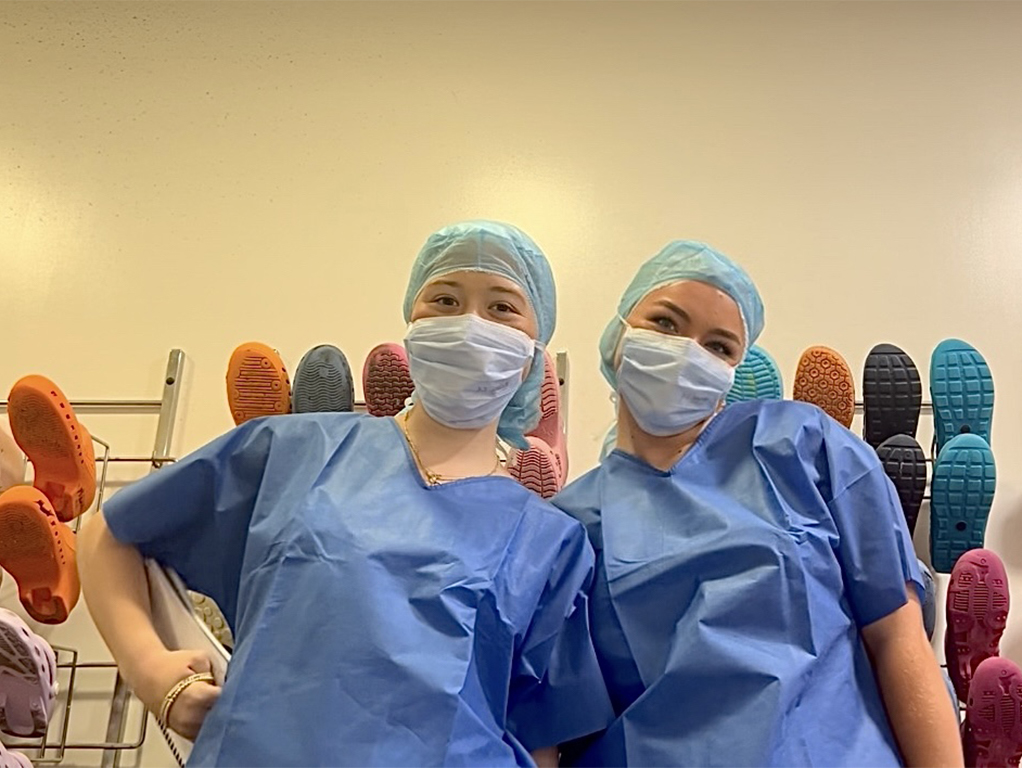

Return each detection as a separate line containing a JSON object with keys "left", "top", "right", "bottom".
{"left": 616, "top": 327, "right": 736, "bottom": 436}
{"left": 404, "top": 314, "right": 536, "bottom": 430}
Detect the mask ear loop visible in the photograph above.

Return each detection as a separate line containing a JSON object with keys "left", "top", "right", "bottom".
{"left": 610, "top": 315, "right": 631, "bottom": 372}
{"left": 734, "top": 303, "right": 751, "bottom": 363}
{"left": 595, "top": 389, "right": 619, "bottom": 460}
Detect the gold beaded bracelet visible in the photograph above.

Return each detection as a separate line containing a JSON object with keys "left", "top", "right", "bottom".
{"left": 158, "top": 672, "right": 216, "bottom": 727}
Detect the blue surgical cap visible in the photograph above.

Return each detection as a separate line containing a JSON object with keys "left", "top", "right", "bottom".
{"left": 403, "top": 220, "right": 556, "bottom": 449}
{"left": 599, "top": 240, "right": 764, "bottom": 389}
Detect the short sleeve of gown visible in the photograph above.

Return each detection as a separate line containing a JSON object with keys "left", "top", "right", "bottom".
{"left": 823, "top": 423, "right": 924, "bottom": 628}
{"left": 102, "top": 418, "right": 275, "bottom": 628}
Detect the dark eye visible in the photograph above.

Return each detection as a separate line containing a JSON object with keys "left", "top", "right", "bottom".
{"left": 706, "top": 340, "right": 735, "bottom": 359}
{"left": 492, "top": 301, "right": 518, "bottom": 315}
{"left": 652, "top": 315, "right": 677, "bottom": 333}
{"left": 433, "top": 296, "right": 458, "bottom": 308}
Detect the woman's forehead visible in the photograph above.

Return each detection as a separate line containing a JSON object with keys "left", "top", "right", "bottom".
{"left": 423, "top": 269, "right": 528, "bottom": 297}
{"left": 640, "top": 280, "right": 740, "bottom": 309}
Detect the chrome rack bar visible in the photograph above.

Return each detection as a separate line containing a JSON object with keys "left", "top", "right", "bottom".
{"left": 93, "top": 456, "right": 176, "bottom": 464}
{"left": 0, "top": 400, "right": 163, "bottom": 414}
{"left": 852, "top": 400, "right": 933, "bottom": 415}
{"left": 555, "top": 350, "right": 569, "bottom": 437}
{"left": 103, "top": 349, "right": 185, "bottom": 768}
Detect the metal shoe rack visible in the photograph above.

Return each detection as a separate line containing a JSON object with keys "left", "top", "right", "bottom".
{"left": 0, "top": 349, "right": 185, "bottom": 766}
{"left": 854, "top": 399, "right": 938, "bottom": 481}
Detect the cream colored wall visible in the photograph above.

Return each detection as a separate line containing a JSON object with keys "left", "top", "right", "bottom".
{"left": 2, "top": 1, "right": 1021, "bottom": 763}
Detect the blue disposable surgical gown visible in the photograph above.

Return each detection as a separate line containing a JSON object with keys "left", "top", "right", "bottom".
{"left": 553, "top": 400, "right": 923, "bottom": 767}
{"left": 104, "top": 413, "right": 613, "bottom": 767}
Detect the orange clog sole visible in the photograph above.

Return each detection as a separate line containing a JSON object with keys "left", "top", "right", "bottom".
{"left": 7, "top": 375, "right": 96, "bottom": 521}
{"left": 793, "top": 346, "right": 856, "bottom": 428}
{"left": 226, "top": 342, "right": 291, "bottom": 426}
{"left": 0, "top": 486, "right": 79, "bottom": 624}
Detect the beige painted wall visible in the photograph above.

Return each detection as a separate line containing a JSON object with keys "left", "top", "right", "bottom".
{"left": 2, "top": 1, "right": 1020, "bottom": 763}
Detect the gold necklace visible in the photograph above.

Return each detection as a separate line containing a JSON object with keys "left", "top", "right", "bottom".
{"left": 400, "top": 409, "right": 500, "bottom": 486}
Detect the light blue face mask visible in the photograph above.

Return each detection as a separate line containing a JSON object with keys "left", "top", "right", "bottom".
{"left": 404, "top": 314, "right": 537, "bottom": 430}
{"left": 617, "top": 327, "right": 736, "bottom": 437}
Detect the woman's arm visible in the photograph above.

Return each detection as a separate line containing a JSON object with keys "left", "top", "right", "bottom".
{"left": 78, "top": 513, "right": 219, "bottom": 738}
{"left": 78, "top": 513, "right": 165, "bottom": 692}
{"left": 861, "top": 588, "right": 963, "bottom": 768}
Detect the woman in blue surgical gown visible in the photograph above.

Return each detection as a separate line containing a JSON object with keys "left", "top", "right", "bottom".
{"left": 554, "top": 241, "right": 962, "bottom": 768}
{"left": 78, "top": 221, "right": 613, "bottom": 767}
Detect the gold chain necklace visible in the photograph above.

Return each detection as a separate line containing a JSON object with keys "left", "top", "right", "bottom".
{"left": 400, "top": 409, "right": 500, "bottom": 486}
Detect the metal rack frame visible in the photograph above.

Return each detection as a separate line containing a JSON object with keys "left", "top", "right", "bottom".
{"left": 852, "top": 400, "right": 933, "bottom": 416}
{"left": 1, "top": 647, "right": 151, "bottom": 765}
{"left": 555, "top": 351, "right": 569, "bottom": 436}
{"left": 850, "top": 398, "right": 943, "bottom": 509}
{"left": 853, "top": 399, "right": 941, "bottom": 463}
{"left": 0, "top": 350, "right": 185, "bottom": 767}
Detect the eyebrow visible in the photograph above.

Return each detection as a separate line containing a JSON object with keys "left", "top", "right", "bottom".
{"left": 489, "top": 285, "right": 526, "bottom": 299}
{"left": 427, "top": 280, "right": 525, "bottom": 299}
{"left": 654, "top": 299, "right": 743, "bottom": 346}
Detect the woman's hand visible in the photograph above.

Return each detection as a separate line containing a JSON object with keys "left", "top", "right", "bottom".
{"left": 137, "top": 649, "right": 221, "bottom": 740}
